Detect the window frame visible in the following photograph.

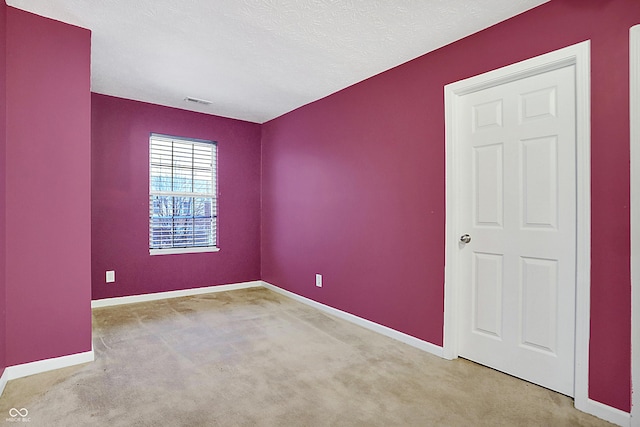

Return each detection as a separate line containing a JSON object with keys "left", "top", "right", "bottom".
{"left": 148, "top": 133, "right": 219, "bottom": 256}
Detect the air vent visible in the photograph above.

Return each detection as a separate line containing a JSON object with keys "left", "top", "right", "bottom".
{"left": 184, "top": 96, "right": 212, "bottom": 105}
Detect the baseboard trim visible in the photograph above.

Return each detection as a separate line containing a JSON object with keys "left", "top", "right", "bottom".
{"left": 261, "top": 281, "right": 444, "bottom": 358}
{"left": 1, "top": 348, "right": 94, "bottom": 393}
{"left": 575, "top": 397, "right": 630, "bottom": 427}
{"left": 261, "top": 281, "right": 634, "bottom": 425}
{"left": 91, "top": 280, "right": 263, "bottom": 308}
{"left": 10, "top": 280, "right": 626, "bottom": 426}
{"left": 0, "top": 368, "right": 8, "bottom": 397}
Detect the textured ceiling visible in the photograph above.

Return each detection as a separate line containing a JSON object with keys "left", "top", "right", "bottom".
{"left": 7, "top": 0, "right": 548, "bottom": 123}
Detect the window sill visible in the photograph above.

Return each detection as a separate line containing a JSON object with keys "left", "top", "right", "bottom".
{"left": 150, "top": 247, "right": 220, "bottom": 256}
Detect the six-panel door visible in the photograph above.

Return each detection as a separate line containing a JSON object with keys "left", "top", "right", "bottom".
{"left": 457, "top": 65, "right": 577, "bottom": 397}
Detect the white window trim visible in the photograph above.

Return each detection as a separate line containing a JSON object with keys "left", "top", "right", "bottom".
{"left": 149, "top": 133, "right": 219, "bottom": 255}
{"left": 150, "top": 246, "right": 220, "bottom": 256}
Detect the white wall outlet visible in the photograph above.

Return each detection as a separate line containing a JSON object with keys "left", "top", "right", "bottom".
{"left": 106, "top": 270, "right": 115, "bottom": 283}
{"left": 315, "top": 274, "right": 322, "bottom": 288}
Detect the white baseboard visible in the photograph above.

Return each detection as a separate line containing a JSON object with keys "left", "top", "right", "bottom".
{"left": 2, "top": 279, "right": 629, "bottom": 426}
{"left": 93, "top": 279, "right": 443, "bottom": 357}
{"left": 574, "top": 397, "right": 631, "bottom": 427}
{"left": 261, "top": 281, "right": 634, "bottom": 425}
{"left": 91, "top": 280, "right": 263, "bottom": 308}
{"left": 260, "top": 281, "right": 444, "bottom": 358}
{"left": 0, "top": 347, "right": 94, "bottom": 399}
{"left": 1, "top": 281, "right": 266, "bottom": 399}
{"left": 0, "top": 367, "right": 8, "bottom": 397}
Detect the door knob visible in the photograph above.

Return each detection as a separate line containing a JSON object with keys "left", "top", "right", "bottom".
{"left": 460, "top": 234, "right": 471, "bottom": 244}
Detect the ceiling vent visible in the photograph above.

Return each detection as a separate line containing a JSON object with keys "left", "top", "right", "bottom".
{"left": 184, "top": 96, "right": 212, "bottom": 105}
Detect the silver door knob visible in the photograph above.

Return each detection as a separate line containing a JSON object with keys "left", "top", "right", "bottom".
{"left": 460, "top": 234, "right": 471, "bottom": 244}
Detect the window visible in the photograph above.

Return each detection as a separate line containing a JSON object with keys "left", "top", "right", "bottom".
{"left": 149, "top": 134, "right": 218, "bottom": 255}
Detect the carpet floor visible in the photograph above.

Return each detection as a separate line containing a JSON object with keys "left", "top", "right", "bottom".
{"left": 0, "top": 287, "right": 613, "bottom": 426}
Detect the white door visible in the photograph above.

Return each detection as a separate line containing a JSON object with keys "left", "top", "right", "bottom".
{"left": 456, "top": 65, "right": 576, "bottom": 397}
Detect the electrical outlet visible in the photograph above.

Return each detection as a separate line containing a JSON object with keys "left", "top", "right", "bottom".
{"left": 315, "top": 274, "right": 322, "bottom": 288}
{"left": 106, "top": 270, "right": 115, "bottom": 283}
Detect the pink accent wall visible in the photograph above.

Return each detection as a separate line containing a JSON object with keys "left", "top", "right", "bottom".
{"left": 91, "top": 94, "right": 261, "bottom": 300}
{"left": 261, "top": 0, "right": 639, "bottom": 412}
{"left": 5, "top": 8, "right": 92, "bottom": 365}
{"left": 0, "top": 0, "right": 7, "bottom": 377}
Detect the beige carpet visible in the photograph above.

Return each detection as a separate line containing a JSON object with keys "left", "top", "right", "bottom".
{"left": 0, "top": 287, "right": 612, "bottom": 426}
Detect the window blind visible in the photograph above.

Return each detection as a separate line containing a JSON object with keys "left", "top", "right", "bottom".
{"left": 149, "top": 134, "right": 217, "bottom": 251}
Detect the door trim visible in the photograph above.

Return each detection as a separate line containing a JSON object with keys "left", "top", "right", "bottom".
{"left": 631, "top": 24, "right": 640, "bottom": 426}
{"left": 443, "top": 41, "right": 591, "bottom": 407}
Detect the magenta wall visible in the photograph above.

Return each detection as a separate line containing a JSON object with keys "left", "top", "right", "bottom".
{"left": 91, "top": 94, "right": 261, "bottom": 300}
{"left": 261, "top": 0, "right": 639, "bottom": 412}
{"left": 5, "top": 8, "right": 92, "bottom": 365}
{"left": 0, "top": 0, "right": 7, "bottom": 377}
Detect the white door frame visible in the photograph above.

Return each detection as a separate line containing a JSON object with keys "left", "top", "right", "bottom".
{"left": 630, "top": 24, "right": 640, "bottom": 427}
{"left": 443, "top": 41, "right": 594, "bottom": 416}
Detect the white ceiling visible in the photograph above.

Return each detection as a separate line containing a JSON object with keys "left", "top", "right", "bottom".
{"left": 7, "top": 0, "right": 548, "bottom": 123}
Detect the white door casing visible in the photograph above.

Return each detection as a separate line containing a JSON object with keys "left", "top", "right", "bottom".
{"left": 457, "top": 65, "right": 576, "bottom": 396}
{"left": 630, "top": 24, "right": 640, "bottom": 427}
{"left": 444, "top": 40, "right": 591, "bottom": 411}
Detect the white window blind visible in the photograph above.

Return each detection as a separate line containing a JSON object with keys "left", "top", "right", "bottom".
{"left": 149, "top": 134, "right": 217, "bottom": 253}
